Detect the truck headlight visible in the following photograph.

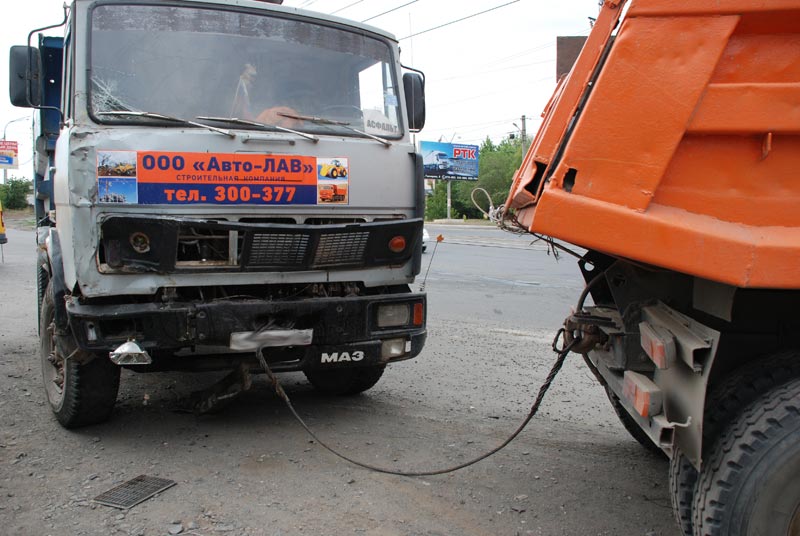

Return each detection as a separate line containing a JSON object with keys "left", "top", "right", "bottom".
{"left": 377, "top": 303, "right": 410, "bottom": 327}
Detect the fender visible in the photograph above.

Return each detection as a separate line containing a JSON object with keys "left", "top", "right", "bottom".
{"left": 44, "top": 227, "right": 69, "bottom": 330}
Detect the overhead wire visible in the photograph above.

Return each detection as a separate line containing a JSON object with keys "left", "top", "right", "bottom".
{"left": 435, "top": 58, "right": 555, "bottom": 82}
{"left": 361, "top": 0, "right": 419, "bottom": 22}
{"left": 398, "top": 0, "right": 521, "bottom": 40}
{"left": 331, "top": 0, "right": 367, "bottom": 15}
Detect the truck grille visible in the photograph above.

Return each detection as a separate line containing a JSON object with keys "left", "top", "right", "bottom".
{"left": 99, "top": 216, "right": 421, "bottom": 273}
{"left": 249, "top": 233, "right": 310, "bottom": 267}
{"left": 245, "top": 230, "right": 369, "bottom": 269}
{"left": 313, "top": 232, "right": 369, "bottom": 267}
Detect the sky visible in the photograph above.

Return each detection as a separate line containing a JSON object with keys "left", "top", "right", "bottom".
{"left": 0, "top": 0, "right": 602, "bottom": 180}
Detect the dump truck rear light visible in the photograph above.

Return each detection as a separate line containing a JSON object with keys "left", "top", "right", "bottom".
{"left": 388, "top": 235, "right": 406, "bottom": 253}
{"left": 412, "top": 302, "right": 424, "bottom": 326}
{"left": 622, "top": 371, "right": 663, "bottom": 418}
{"left": 639, "top": 322, "right": 676, "bottom": 369}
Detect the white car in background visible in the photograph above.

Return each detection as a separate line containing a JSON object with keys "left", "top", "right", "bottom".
{"left": 422, "top": 227, "right": 430, "bottom": 253}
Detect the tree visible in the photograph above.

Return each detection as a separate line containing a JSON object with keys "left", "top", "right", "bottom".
{"left": 452, "top": 136, "right": 523, "bottom": 218}
{"left": 0, "top": 177, "right": 32, "bottom": 209}
{"left": 425, "top": 180, "right": 456, "bottom": 220}
{"left": 424, "top": 135, "right": 524, "bottom": 221}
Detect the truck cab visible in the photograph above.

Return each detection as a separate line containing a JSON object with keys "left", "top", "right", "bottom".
{"left": 10, "top": 0, "right": 428, "bottom": 428}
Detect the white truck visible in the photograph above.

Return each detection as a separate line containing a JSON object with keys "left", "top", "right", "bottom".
{"left": 10, "top": 0, "right": 429, "bottom": 428}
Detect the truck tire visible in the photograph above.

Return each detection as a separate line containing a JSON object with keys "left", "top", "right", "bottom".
{"left": 668, "top": 351, "right": 800, "bottom": 536}
{"left": 40, "top": 282, "right": 120, "bottom": 428}
{"left": 703, "top": 351, "right": 800, "bottom": 456}
{"left": 304, "top": 366, "right": 385, "bottom": 396}
{"left": 669, "top": 448, "right": 698, "bottom": 536}
{"left": 604, "top": 387, "right": 663, "bottom": 456}
{"left": 693, "top": 377, "right": 800, "bottom": 536}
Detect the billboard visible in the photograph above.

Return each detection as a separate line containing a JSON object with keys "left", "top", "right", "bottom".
{"left": 0, "top": 140, "right": 19, "bottom": 170}
{"left": 420, "top": 141, "right": 479, "bottom": 180}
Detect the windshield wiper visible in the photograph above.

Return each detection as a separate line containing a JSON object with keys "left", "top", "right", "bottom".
{"left": 97, "top": 111, "right": 235, "bottom": 138}
{"left": 276, "top": 111, "right": 392, "bottom": 147}
{"left": 197, "top": 116, "right": 319, "bottom": 143}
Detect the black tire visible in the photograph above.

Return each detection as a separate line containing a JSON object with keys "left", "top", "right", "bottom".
{"left": 304, "top": 366, "right": 385, "bottom": 396}
{"left": 664, "top": 351, "right": 800, "bottom": 536}
{"left": 330, "top": 169, "right": 338, "bottom": 178}
{"left": 669, "top": 448, "right": 698, "bottom": 536}
{"left": 693, "top": 377, "right": 800, "bottom": 536}
{"left": 604, "top": 386, "right": 663, "bottom": 456}
{"left": 702, "top": 351, "right": 800, "bottom": 456}
{"left": 40, "top": 282, "right": 120, "bottom": 428}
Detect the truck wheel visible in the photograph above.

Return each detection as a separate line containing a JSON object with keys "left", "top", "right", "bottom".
{"left": 304, "top": 366, "right": 385, "bottom": 396}
{"left": 669, "top": 448, "right": 698, "bottom": 536}
{"left": 693, "top": 377, "right": 800, "bottom": 536}
{"left": 330, "top": 169, "right": 339, "bottom": 178}
{"left": 702, "top": 351, "right": 800, "bottom": 456}
{"left": 667, "top": 352, "right": 800, "bottom": 536}
{"left": 604, "top": 387, "right": 663, "bottom": 456}
{"left": 40, "top": 282, "right": 120, "bottom": 428}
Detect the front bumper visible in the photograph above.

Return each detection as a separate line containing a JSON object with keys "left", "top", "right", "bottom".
{"left": 66, "top": 292, "right": 426, "bottom": 371}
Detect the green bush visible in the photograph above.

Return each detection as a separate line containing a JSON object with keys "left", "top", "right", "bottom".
{"left": 0, "top": 177, "right": 32, "bottom": 209}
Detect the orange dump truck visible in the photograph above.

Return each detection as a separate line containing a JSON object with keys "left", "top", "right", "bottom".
{"left": 505, "top": 2, "right": 800, "bottom": 535}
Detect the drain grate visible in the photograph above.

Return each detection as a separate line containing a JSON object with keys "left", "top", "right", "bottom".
{"left": 93, "top": 475, "right": 176, "bottom": 509}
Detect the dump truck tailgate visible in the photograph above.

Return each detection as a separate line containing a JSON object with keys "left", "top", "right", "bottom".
{"left": 506, "top": 0, "right": 800, "bottom": 288}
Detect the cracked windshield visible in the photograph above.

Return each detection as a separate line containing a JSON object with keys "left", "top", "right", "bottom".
{"left": 90, "top": 4, "right": 402, "bottom": 138}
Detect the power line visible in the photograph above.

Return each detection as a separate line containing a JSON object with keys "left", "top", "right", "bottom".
{"left": 399, "top": 0, "right": 520, "bottom": 40}
{"left": 423, "top": 119, "right": 520, "bottom": 137}
{"left": 435, "top": 58, "right": 554, "bottom": 82}
{"left": 361, "top": 0, "right": 419, "bottom": 23}
{"left": 331, "top": 0, "right": 366, "bottom": 15}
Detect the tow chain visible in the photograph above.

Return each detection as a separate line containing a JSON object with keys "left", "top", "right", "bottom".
{"left": 256, "top": 331, "right": 579, "bottom": 477}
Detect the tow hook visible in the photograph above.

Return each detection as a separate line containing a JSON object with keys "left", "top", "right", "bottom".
{"left": 563, "top": 313, "right": 610, "bottom": 354}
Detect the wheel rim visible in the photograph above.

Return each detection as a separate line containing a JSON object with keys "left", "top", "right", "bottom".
{"left": 41, "top": 320, "right": 66, "bottom": 407}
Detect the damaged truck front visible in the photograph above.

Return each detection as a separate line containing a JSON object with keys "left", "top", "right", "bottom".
{"left": 10, "top": 0, "right": 428, "bottom": 428}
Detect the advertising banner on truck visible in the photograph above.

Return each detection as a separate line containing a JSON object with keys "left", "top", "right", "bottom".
{"left": 420, "top": 141, "right": 479, "bottom": 180}
{"left": 96, "top": 150, "right": 350, "bottom": 205}
{"left": 0, "top": 140, "right": 19, "bottom": 170}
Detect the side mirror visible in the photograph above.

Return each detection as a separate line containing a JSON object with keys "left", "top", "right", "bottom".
{"left": 403, "top": 72, "right": 425, "bottom": 132}
{"left": 9, "top": 45, "right": 42, "bottom": 108}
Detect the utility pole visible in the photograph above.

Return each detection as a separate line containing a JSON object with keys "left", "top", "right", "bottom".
{"left": 446, "top": 180, "right": 452, "bottom": 220}
{"left": 520, "top": 114, "right": 528, "bottom": 153}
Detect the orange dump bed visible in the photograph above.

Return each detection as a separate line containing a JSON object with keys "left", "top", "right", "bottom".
{"left": 506, "top": 0, "right": 800, "bottom": 288}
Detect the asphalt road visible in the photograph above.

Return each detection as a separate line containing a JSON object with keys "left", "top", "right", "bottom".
{"left": 0, "top": 224, "right": 678, "bottom": 536}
